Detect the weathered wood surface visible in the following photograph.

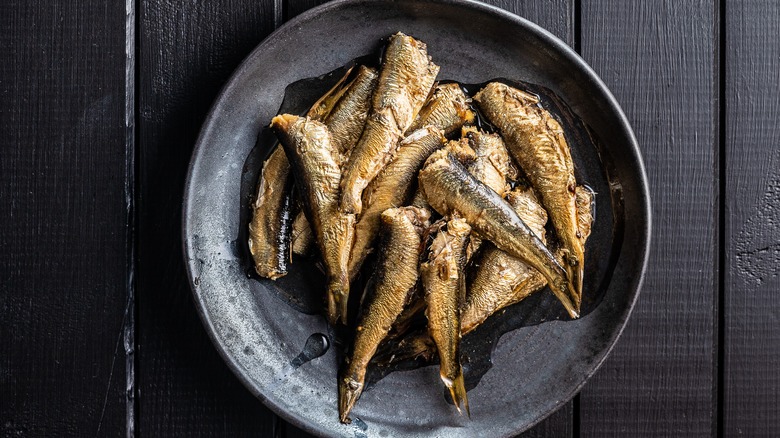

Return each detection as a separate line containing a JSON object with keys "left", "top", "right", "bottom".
{"left": 724, "top": 0, "right": 780, "bottom": 435}
{"left": 136, "top": 0, "right": 280, "bottom": 436}
{"left": 578, "top": 1, "right": 718, "bottom": 436}
{"left": 0, "top": 0, "right": 130, "bottom": 436}
{"left": 5, "top": 0, "right": 780, "bottom": 436}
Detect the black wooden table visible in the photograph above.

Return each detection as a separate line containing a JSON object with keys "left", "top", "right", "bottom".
{"left": 2, "top": 0, "right": 778, "bottom": 436}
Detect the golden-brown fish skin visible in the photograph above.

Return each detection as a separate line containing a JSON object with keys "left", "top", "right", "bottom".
{"left": 339, "top": 206, "right": 430, "bottom": 424}
{"left": 410, "top": 187, "right": 431, "bottom": 210}
{"left": 444, "top": 138, "right": 476, "bottom": 164}
{"left": 474, "top": 81, "right": 584, "bottom": 310}
{"left": 306, "top": 65, "right": 356, "bottom": 122}
{"left": 461, "top": 187, "right": 548, "bottom": 334}
{"left": 575, "top": 185, "right": 595, "bottom": 243}
{"left": 348, "top": 127, "right": 445, "bottom": 279}
{"left": 407, "top": 83, "right": 475, "bottom": 135}
{"left": 461, "top": 126, "right": 517, "bottom": 260}
{"left": 422, "top": 217, "right": 471, "bottom": 416}
{"left": 419, "top": 150, "right": 579, "bottom": 318}
{"left": 463, "top": 186, "right": 595, "bottom": 334}
{"left": 324, "top": 65, "right": 379, "bottom": 161}
{"left": 463, "top": 126, "right": 516, "bottom": 197}
{"left": 248, "top": 147, "right": 294, "bottom": 279}
{"left": 271, "top": 114, "right": 355, "bottom": 325}
{"left": 249, "top": 69, "right": 360, "bottom": 278}
{"left": 340, "top": 32, "right": 439, "bottom": 215}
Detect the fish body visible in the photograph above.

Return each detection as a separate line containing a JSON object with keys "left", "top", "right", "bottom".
{"left": 249, "top": 68, "right": 359, "bottom": 278}
{"left": 348, "top": 127, "right": 444, "bottom": 278}
{"left": 463, "top": 186, "right": 594, "bottom": 333}
{"left": 461, "top": 127, "right": 516, "bottom": 260}
{"left": 474, "top": 82, "right": 584, "bottom": 309}
{"left": 419, "top": 150, "right": 579, "bottom": 318}
{"left": 271, "top": 114, "right": 355, "bottom": 325}
{"left": 248, "top": 147, "right": 294, "bottom": 279}
{"left": 463, "top": 126, "right": 515, "bottom": 197}
{"left": 422, "top": 217, "right": 471, "bottom": 416}
{"left": 340, "top": 32, "right": 439, "bottom": 214}
{"left": 461, "top": 187, "right": 548, "bottom": 333}
{"left": 324, "top": 65, "right": 379, "bottom": 161}
{"left": 407, "top": 83, "right": 475, "bottom": 135}
{"left": 339, "top": 206, "right": 430, "bottom": 423}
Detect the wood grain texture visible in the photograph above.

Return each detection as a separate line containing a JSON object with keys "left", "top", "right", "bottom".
{"left": 137, "top": 0, "right": 280, "bottom": 436}
{"left": 0, "top": 0, "right": 129, "bottom": 436}
{"left": 723, "top": 1, "right": 780, "bottom": 435}
{"left": 578, "top": 1, "right": 717, "bottom": 436}
{"left": 479, "top": 0, "right": 574, "bottom": 44}
{"left": 286, "top": 0, "right": 327, "bottom": 19}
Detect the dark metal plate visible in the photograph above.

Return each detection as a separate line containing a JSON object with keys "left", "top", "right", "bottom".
{"left": 182, "top": 1, "right": 651, "bottom": 436}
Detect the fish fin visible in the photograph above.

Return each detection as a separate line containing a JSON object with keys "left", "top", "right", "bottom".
{"left": 568, "top": 263, "right": 583, "bottom": 313}
{"left": 549, "top": 277, "right": 580, "bottom": 319}
{"left": 327, "top": 282, "right": 350, "bottom": 325}
{"left": 338, "top": 373, "right": 364, "bottom": 424}
{"left": 560, "top": 248, "right": 583, "bottom": 313}
{"left": 442, "top": 369, "right": 470, "bottom": 417}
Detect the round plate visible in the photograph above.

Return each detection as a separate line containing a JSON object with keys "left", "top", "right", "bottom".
{"left": 182, "top": 1, "right": 651, "bottom": 437}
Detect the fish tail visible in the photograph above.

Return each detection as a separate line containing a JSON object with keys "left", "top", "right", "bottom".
{"left": 327, "top": 281, "right": 350, "bottom": 325}
{"left": 442, "top": 368, "right": 470, "bottom": 417}
{"left": 560, "top": 247, "right": 583, "bottom": 313}
{"left": 568, "top": 263, "right": 583, "bottom": 313}
{"left": 549, "top": 275, "right": 580, "bottom": 319}
{"left": 338, "top": 372, "right": 364, "bottom": 424}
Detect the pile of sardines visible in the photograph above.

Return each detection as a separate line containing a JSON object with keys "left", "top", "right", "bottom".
{"left": 249, "top": 32, "right": 594, "bottom": 423}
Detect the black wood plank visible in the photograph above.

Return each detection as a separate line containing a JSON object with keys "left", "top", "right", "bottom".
{"left": 578, "top": 1, "right": 718, "bottom": 436}
{"left": 137, "top": 0, "right": 281, "bottom": 436}
{"left": 724, "top": 1, "right": 780, "bottom": 435}
{"left": 0, "top": 0, "right": 130, "bottom": 436}
{"left": 286, "top": 0, "right": 327, "bottom": 19}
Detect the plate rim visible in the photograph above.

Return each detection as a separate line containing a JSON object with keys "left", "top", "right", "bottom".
{"left": 181, "top": 0, "right": 652, "bottom": 436}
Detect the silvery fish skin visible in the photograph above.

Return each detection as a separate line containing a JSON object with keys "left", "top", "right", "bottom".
{"left": 348, "top": 127, "right": 445, "bottom": 279}
{"left": 340, "top": 32, "right": 439, "bottom": 215}
{"left": 249, "top": 68, "right": 357, "bottom": 279}
{"left": 379, "top": 187, "right": 593, "bottom": 365}
{"left": 271, "top": 114, "right": 355, "bottom": 325}
{"left": 248, "top": 147, "right": 295, "bottom": 279}
{"left": 463, "top": 126, "right": 516, "bottom": 197}
{"left": 324, "top": 65, "right": 379, "bottom": 161}
{"left": 463, "top": 186, "right": 594, "bottom": 334}
{"left": 422, "top": 218, "right": 471, "bottom": 416}
{"left": 407, "top": 83, "right": 475, "bottom": 135}
{"left": 339, "top": 207, "right": 430, "bottom": 423}
{"left": 461, "top": 127, "right": 517, "bottom": 261}
{"left": 419, "top": 150, "right": 579, "bottom": 318}
{"left": 474, "top": 82, "right": 584, "bottom": 310}
{"left": 461, "top": 187, "right": 548, "bottom": 333}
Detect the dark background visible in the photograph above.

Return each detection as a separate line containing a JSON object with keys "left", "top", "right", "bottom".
{"left": 1, "top": 0, "right": 778, "bottom": 436}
